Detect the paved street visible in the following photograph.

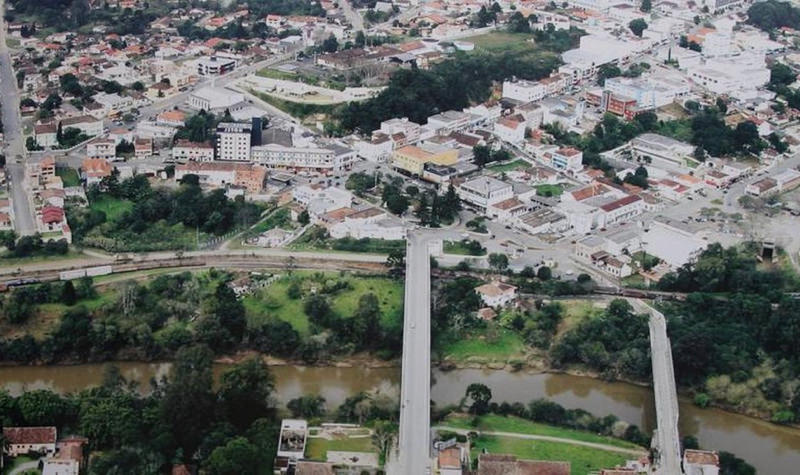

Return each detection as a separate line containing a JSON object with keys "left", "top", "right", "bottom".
{"left": 0, "top": 0, "right": 35, "bottom": 235}
{"left": 392, "top": 231, "right": 434, "bottom": 475}
{"left": 631, "top": 299, "right": 682, "bottom": 475}
{"left": 340, "top": 0, "right": 364, "bottom": 32}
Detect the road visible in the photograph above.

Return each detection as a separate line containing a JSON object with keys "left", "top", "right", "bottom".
{"left": 391, "top": 230, "right": 435, "bottom": 475}
{"left": 630, "top": 299, "right": 682, "bottom": 475}
{"left": 433, "top": 426, "right": 647, "bottom": 456}
{"left": 0, "top": 0, "right": 35, "bottom": 235}
{"left": 340, "top": 0, "right": 364, "bottom": 32}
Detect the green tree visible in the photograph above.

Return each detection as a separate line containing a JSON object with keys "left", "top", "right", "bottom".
{"left": 640, "top": 0, "right": 651, "bottom": 12}
{"left": 322, "top": 34, "right": 339, "bottom": 53}
{"left": 17, "top": 390, "right": 71, "bottom": 426}
{"left": 537, "top": 266, "right": 552, "bottom": 281}
{"left": 629, "top": 18, "right": 648, "bottom": 37}
{"left": 61, "top": 280, "right": 77, "bottom": 305}
{"left": 217, "top": 358, "right": 275, "bottom": 429}
{"left": 160, "top": 345, "right": 216, "bottom": 461}
{"left": 488, "top": 253, "right": 509, "bottom": 271}
{"left": 465, "top": 383, "right": 492, "bottom": 415}
{"left": 205, "top": 437, "right": 260, "bottom": 475}
{"left": 298, "top": 210, "right": 310, "bottom": 226}
{"left": 287, "top": 395, "right": 326, "bottom": 418}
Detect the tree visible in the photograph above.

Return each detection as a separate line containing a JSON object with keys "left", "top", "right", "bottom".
{"left": 298, "top": 210, "right": 310, "bottom": 226}
{"left": 629, "top": 18, "right": 648, "bottom": 37}
{"left": 507, "top": 12, "right": 531, "bottom": 33}
{"left": 386, "top": 248, "right": 406, "bottom": 274}
{"left": 61, "top": 280, "right": 77, "bottom": 305}
{"left": 769, "top": 62, "right": 796, "bottom": 89}
{"left": 322, "top": 34, "right": 339, "bottom": 53}
{"left": 217, "top": 358, "right": 275, "bottom": 429}
{"left": 17, "top": 390, "right": 70, "bottom": 426}
{"left": 747, "top": 0, "right": 800, "bottom": 32}
{"left": 385, "top": 192, "right": 409, "bottom": 215}
{"left": 472, "top": 145, "right": 491, "bottom": 168}
{"left": 205, "top": 437, "right": 260, "bottom": 475}
{"left": 465, "top": 383, "right": 492, "bottom": 415}
{"left": 537, "top": 266, "right": 552, "bottom": 281}
{"left": 488, "top": 253, "right": 509, "bottom": 271}
{"left": 372, "top": 420, "right": 398, "bottom": 462}
{"left": 597, "top": 64, "right": 622, "bottom": 85}
{"left": 160, "top": 345, "right": 216, "bottom": 460}
{"left": 287, "top": 395, "right": 326, "bottom": 418}
{"left": 640, "top": 0, "right": 651, "bottom": 12}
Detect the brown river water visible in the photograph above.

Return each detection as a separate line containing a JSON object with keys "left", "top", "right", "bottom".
{"left": 1, "top": 363, "right": 798, "bottom": 474}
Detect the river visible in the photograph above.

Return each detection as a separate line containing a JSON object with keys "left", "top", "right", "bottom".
{"left": 1, "top": 363, "right": 798, "bottom": 474}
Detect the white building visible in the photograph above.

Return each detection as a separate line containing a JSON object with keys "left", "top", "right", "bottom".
{"left": 474, "top": 281, "right": 517, "bottom": 307}
{"left": 686, "top": 53, "right": 770, "bottom": 99}
{"left": 251, "top": 142, "right": 356, "bottom": 174}
{"left": 597, "top": 194, "right": 644, "bottom": 227}
{"left": 86, "top": 139, "right": 116, "bottom": 160}
{"left": 172, "top": 140, "right": 215, "bottom": 161}
{"left": 277, "top": 419, "right": 307, "bottom": 460}
{"left": 630, "top": 133, "right": 695, "bottom": 169}
{"left": 604, "top": 75, "right": 689, "bottom": 110}
{"left": 3, "top": 427, "right": 57, "bottom": 457}
{"left": 378, "top": 117, "right": 421, "bottom": 146}
{"left": 548, "top": 147, "right": 583, "bottom": 172}
{"left": 457, "top": 176, "right": 514, "bottom": 212}
{"left": 216, "top": 122, "right": 252, "bottom": 161}
{"left": 644, "top": 218, "right": 708, "bottom": 267}
{"left": 59, "top": 115, "right": 103, "bottom": 137}
{"left": 188, "top": 87, "right": 246, "bottom": 112}
{"left": 292, "top": 185, "right": 353, "bottom": 217}
{"left": 560, "top": 34, "right": 642, "bottom": 84}
{"left": 329, "top": 207, "right": 407, "bottom": 240}
{"left": 196, "top": 55, "right": 237, "bottom": 75}
{"left": 92, "top": 92, "right": 134, "bottom": 117}
{"left": 494, "top": 115, "right": 526, "bottom": 143}
{"left": 43, "top": 458, "right": 79, "bottom": 475}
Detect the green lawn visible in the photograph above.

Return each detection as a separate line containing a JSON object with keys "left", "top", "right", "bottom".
{"left": 243, "top": 272, "right": 404, "bottom": 335}
{"left": 0, "top": 250, "right": 85, "bottom": 267}
{"left": 536, "top": 184, "right": 564, "bottom": 197}
{"left": 443, "top": 414, "right": 642, "bottom": 450}
{"left": 90, "top": 196, "right": 134, "bottom": 221}
{"left": 439, "top": 326, "right": 526, "bottom": 363}
{"left": 257, "top": 67, "right": 298, "bottom": 80}
{"left": 305, "top": 436, "right": 375, "bottom": 461}
{"left": 471, "top": 31, "right": 539, "bottom": 55}
{"left": 443, "top": 240, "right": 486, "bottom": 256}
{"left": 56, "top": 167, "right": 81, "bottom": 187}
{"left": 488, "top": 160, "right": 528, "bottom": 173}
{"left": 288, "top": 226, "right": 404, "bottom": 254}
{"left": 470, "top": 435, "right": 628, "bottom": 475}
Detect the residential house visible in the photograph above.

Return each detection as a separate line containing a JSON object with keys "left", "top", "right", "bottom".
{"left": 392, "top": 144, "right": 458, "bottom": 176}
{"left": 2, "top": 427, "right": 57, "bottom": 457}
{"left": 457, "top": 176, "right": 514, "bottom": 212}
{"left": 172, "top": 140, "right": 215, "bottom": 162}
{"left": 34, "top": 123, "right": 58, "bottom": 148}
{"left": 81, "top": 158, "right": 113, "bottom": 186}
{"left": 86, "top": 138, "right": 116, "bottom": 160}
{"left": 474, "top": 281, "right": 518, "bottom": 307}
{"left": 683, "top": 449, "right": 720, "bottom": 475}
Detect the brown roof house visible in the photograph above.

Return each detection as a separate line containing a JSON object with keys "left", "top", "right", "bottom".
{"left": 3, "top": 426, "right": 57, "bottom": 457}
{"left": 474, "top": 281, "right": 518, "bottom": 308}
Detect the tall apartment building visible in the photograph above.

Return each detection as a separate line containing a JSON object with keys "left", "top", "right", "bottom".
{"left": 216, "top": 122, "right": 252, "bottom": 161}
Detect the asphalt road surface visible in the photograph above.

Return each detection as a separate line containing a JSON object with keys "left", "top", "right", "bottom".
{"left": 0, "top": 0, "right": 35, "bottom": 235}
{"left": 393, "top": 231, "right": 434, "bottom": 475}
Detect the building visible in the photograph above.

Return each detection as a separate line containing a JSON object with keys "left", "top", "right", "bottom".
{"left": 216, "top": 122, "right": 252, "bottom": 161}
{"left": 377, "top": 117, "right": 421, "bottom": 146}
{"left": 457, "top": 176, "right": 514, "bottom": 212}
{"left": 683, "top": 449, "right": 720, "bottom": 475}
{"left": 548, "top": 147, "right": 583, "bottom": 172}
{"left": 188, "top": 87, "right": 246, "bottom": 113}
{"left": 59, "top": 115, "right": 103, "bottom": 137}
{"left": 42, "top": 458, "right": 79, "bottom": 475}
{"left": 251, "top": 142, "right": 356, "bottom": 174}
{"left": 175, "top": 162, "right": 267, "bottom": 193}
{"left": 502, "top": 75, "right": 568, "bottom": 102}
{"left": 276, "top": 419, "right": 307, "bottom": 461}
{"left": 474, "top": 281, "right": 518, "bottom": 307}
{"left": 197, "top": 55, "right": 236, "bottom": 75}
{"left": 134, "top": 138, "right": 153, "bottom": 159}
{"left": 34, "top": 123, "right": 58, "bottom": 148}
{"left": 2, "top": 427, "right": 57, "bottom": 457}
{"left": 329, "top": 207, "right": 407, "bottom": 240}
{"left": 392, "top": 144, "right": 458, "bottom": 176}
{"left": 630, "top": 133, "right": 695, "bottom": 169}
{"left": 745, "top": 177, "right": 778, "bottom": 196}
{"left": 172, "top": 140, "right": 215, "bottom": 161}
{"left": 81, "top": 158, "right": 113, "bottom": 186}
{"left": 157, "top": 110, "right": 187, "bottom": 127}
{"left": 643, "top": 217, "right": 708, "bottom": 267}
{"left": 494, "top": 115, "right": 526, "bottom": 143}
{"left": 598, "top": 194, "right": 644, "bottom": 227}
{"left": 604, "top": 76, "right": 689, "bottom": 111}
{"left": 477, "top": 454, "right": 570, "bottom": 475}
{"left": 86, "top": 139, "right": 116, "bottom": 160}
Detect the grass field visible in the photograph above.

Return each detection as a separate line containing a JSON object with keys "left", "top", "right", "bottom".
{"left": 556, "top": 300, "right": 605, "bottom": 338}
{"left": 257, "top": 67, "right": 298, "bottom": 80}
{"left": 242, "top": 272, "right": 403, "bottom": 335}
{"left": 90, "top": 196, "right": 135, "bottom": 221}
{"left": 56, "top": 167, "right": 81, "bottom": 187}
{"left": 487, "top": 159, "right": 529, "bottom": 173}
{"left": 471, "top": 31, "right": 539, "bottom": 55}
{"left": 438, "top": 326, "right": 526, "bottom": 363}
{"left": 443, "top": 240, "right": 486, "bottom": 256}
{"left": 288, "top": 227, "right": 404, "bottom": 254}
{"left": 470, "top": 435, "right": 628, "bottom": 475}
{"left": 305, "top": 435, "right": 375, "bottom": 461}
{"left": 536, "top": 184, "right": 564, "bottom": 197}
{"left": 442, "top": 414, "right": 642, "bottom": 450}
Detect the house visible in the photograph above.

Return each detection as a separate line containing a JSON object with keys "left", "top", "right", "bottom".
{"left": 474, "top": 281, "right": 518, "bottom": 308}
{"left": 34, "top": 123, "right": 58, "bottom": 148}
{"left": 81, "top": 158, "right": 113, "bottom": 186}
{"left": 457, "top": 176, "right": 514, "bottom": 212}
{"left": 42, "top": 458, "right": 79, "bottom": 475}
{"left": 172, "top": 140, "right": 215, "bottom": 162}
{"left": 392, "top": 144, "right": 458, "bottom": 176}
{"left": 437, "top": 445, "right": 465, "bottom": 475}
{"left": 494, "top": 115, "right": 526, "bottom": 143}
{"left": 745, "top": 177, "right": 778, "bottom": 196}
{"left": 548, "top": 147, "right": 583, "bottom": 172}
{"left": 157, "top": 110, "right": 187, "bottom": 127}
{"left": 683, "top": 449, "right": 720, "bottom": 475}
{"left": 477, "top": 307, "right": 497, "bottom": 321}
{"left": 329, "top": 207, "right": 407, "bottom": 240}
{"left": 134, "top": 138, "right": 153, "bottom": 159}
{"left": 2, "top": 427, "right": 57, "bottom": 457}
{"left": 86, "top": 138, "right": 116, "bottom": 159}
{"left": 477, "top": 454, "right": 570, "bottom": 475}
{"left": 59, "top": 115, "right": 103, "bottom": 137}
